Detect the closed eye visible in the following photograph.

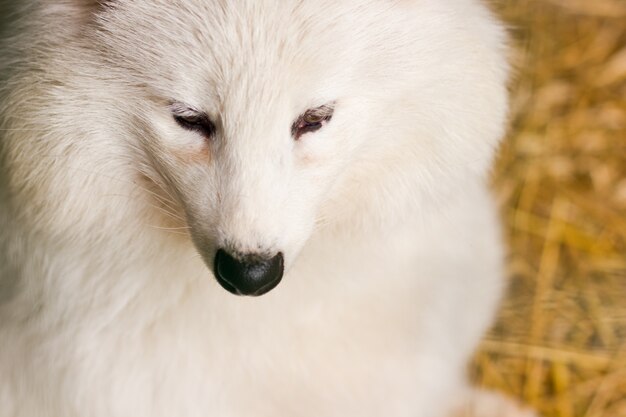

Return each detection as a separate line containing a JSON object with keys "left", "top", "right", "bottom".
{"left": 292, "top": 103, "right": 335, "bottom": 140}
{"left": 170, "top": 102, "right": 216, "bottom": 139}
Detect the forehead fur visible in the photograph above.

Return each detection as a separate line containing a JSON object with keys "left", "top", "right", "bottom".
{"left": 92, "top": 1, "right": 410, "bottom": 103}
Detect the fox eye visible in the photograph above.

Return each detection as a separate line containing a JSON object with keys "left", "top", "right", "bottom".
{"left": 170, "top": 102, "right": 216, "bottom": 138}
{"left": 292, "top": 103, "right": 334, "bottom": 140}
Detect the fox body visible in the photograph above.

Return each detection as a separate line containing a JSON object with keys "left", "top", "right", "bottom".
{"left": 0, "top": 1, "right": 523, "bottom": 416}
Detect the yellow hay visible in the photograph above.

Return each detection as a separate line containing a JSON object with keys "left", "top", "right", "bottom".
{"left": 473, "top": 1, "right": 626, "bottom": 416}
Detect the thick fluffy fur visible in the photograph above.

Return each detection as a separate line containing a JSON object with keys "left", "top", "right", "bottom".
{"left": 0, "top": 1, "right": 526, "bottom": 416}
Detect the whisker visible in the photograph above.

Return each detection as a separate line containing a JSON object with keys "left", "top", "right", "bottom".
{"left": 145, "top": 225, "right": 190, "bottom": 236}
{"left": 148, "top": 225, "right": 191, "bottom": 231}
{"left": 101, "top": 193, "right": 186, "bottom": 223}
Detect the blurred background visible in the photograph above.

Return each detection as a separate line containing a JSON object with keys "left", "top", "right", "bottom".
{"left": 472, "top": 1, "right": 626, "bottom": 416}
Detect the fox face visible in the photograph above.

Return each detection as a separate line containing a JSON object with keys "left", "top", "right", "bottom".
{"left": 1, "top": 0, "right": 508, "bottom": 295}
{"left": 95, "top": 1, "right": 386, "bottom": 295}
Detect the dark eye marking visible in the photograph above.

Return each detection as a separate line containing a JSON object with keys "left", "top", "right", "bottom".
{"left": 291, "top": 103, "right": 335, "bottom": 140}
{"left": 170, "top": 102, "right": 216, "bottom": 139}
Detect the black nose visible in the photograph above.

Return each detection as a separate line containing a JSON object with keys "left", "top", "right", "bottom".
{"left": 213, "top": 250, "right": 284, "bottom": 296}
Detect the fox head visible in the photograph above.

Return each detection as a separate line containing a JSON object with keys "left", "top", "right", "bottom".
{"left": 0, "top": 0, "right": 508, "bottom": 295}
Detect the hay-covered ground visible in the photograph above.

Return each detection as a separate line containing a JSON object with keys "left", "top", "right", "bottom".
{"left": 472, "top": 1, "right": 626, "bottom": 416}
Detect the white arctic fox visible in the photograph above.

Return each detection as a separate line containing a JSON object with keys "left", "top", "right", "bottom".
{"left": 0, "top": 0, "right": 533, "bottom": 416}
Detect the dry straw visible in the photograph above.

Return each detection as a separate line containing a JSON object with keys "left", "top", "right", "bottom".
{"left": 471, "top": 1, "right": 626, "bottom": 416}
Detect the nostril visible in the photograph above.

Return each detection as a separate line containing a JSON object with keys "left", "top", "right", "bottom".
{"left": 213, "top": 250, "right": 284, "bottom": 296}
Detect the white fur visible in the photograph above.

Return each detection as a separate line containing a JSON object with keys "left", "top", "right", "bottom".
{"left": 0, "top": 1, "right": 518, "bottom": 416}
